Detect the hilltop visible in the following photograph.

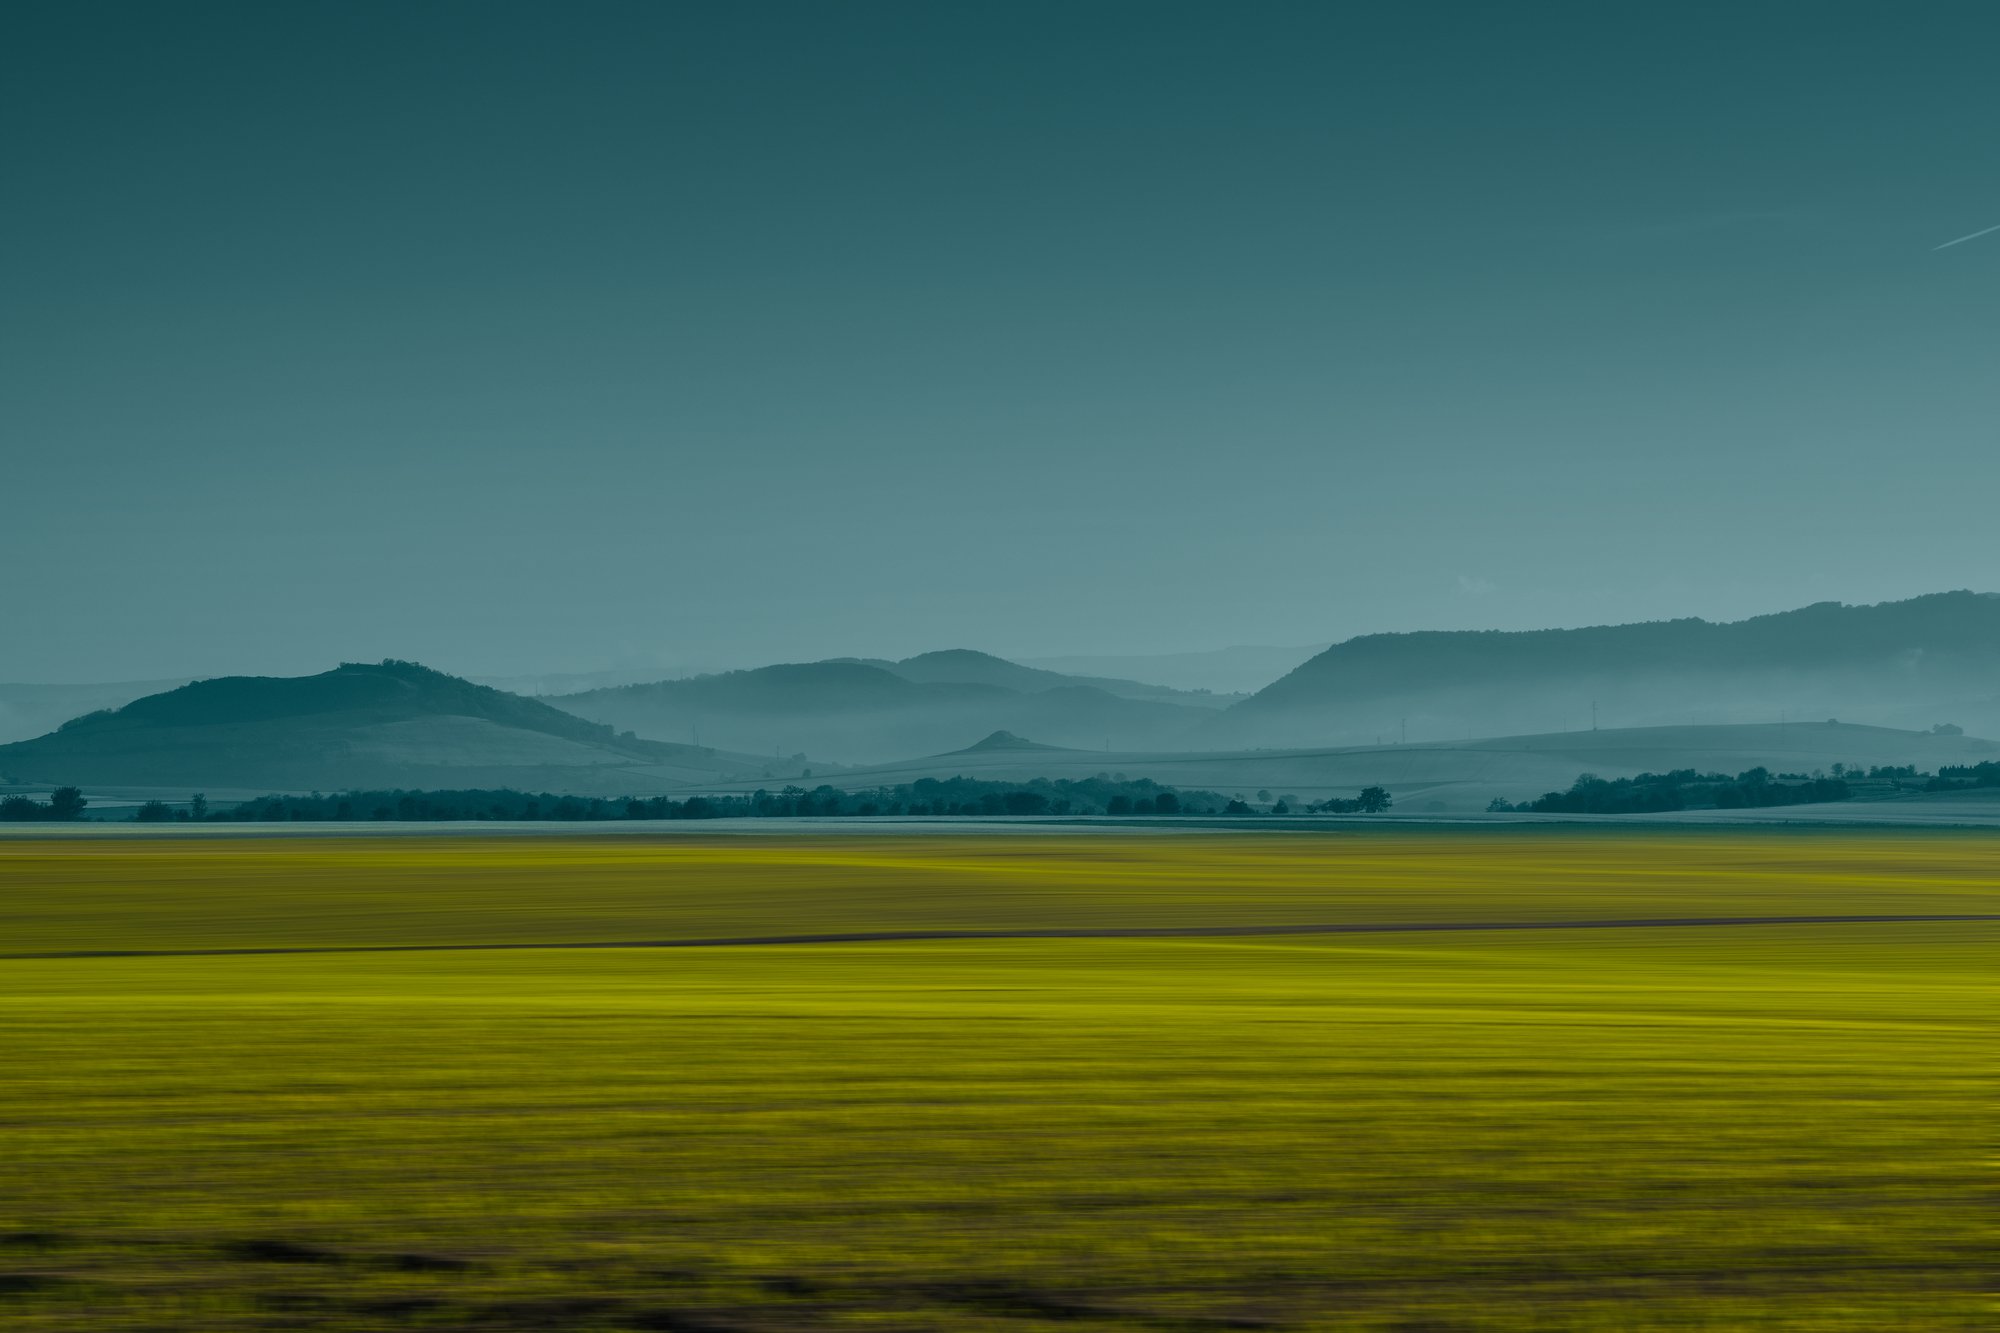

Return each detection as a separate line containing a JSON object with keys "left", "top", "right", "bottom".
{"left": 953, "top": 730, "right": 1072, "bottom": 753}
{"left": 1206, "top": 592, "right": 2000, "bottom": 748}
{"left": 0, "top": 661, "right": 790, "bottom": 795}
{"left": 868, "top": 649, "right": 1236, "bottom": 708}
{"left": 550, "top": 658, "right": 1209, "bottom": 763}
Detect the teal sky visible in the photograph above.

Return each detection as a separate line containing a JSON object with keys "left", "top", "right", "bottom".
{"left": 4, "top": 2, "right": 1997, "bottom": 682}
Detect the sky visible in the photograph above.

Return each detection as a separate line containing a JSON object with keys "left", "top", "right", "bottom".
{"left": 4, "top": 1, "right": 1998, "bottom": 683}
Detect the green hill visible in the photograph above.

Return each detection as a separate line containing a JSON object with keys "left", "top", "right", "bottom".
{"left": 0, "top": 660, "right": 788, "bottom": 794}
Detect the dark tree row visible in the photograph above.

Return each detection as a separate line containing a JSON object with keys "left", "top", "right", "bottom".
{"left": 114, "top": 775, "right": 1412, "bottom": 822}
{"left": 141, "top": 775, "right": 1229, "bottom": 823}
{"left": 1491, "top": 768, "right": 1851, "bottom": 815}
{"left": 1926, "top": 760, "right": 2000, "bottom": 791}
{"left": 0, "top": 787, "right": 87, "bottom": 821}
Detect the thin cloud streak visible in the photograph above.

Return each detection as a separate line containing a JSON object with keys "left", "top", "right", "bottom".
{"left": 1933, "top": 221, "right": 2000, "bottom": 250}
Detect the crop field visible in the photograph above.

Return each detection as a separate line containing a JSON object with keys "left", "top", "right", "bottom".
{"left": 0, "top": 831, "right": 1994, "bottom": 1330}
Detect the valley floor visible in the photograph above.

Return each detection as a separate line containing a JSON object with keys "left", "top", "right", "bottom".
{"left": 1, "top": 833, "right": 1993, "bottom": 1330}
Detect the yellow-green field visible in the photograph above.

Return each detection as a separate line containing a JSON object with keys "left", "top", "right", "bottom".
{"left": 0, "top": 832, "right": 1994, "bottom": 1330}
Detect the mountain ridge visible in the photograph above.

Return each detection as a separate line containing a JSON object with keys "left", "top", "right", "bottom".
{"left": 1210, "top": 592, "right": 2000, "bottom": 748}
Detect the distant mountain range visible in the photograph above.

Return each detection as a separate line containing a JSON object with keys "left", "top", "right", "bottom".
{"left": 552, "top": 596, "right": 2000, "bottom": 763}
{"left": 0, "top": 660, "right": 792, "bottom": 795}
{"left": 1204, "top": 591, "right": 2000, "bottom": 748}
{"left": 549, "top": 652, "right": 1213, "bottom": 764}
{"left": 8, "top": 594, "right": 2000, "bottom": 796}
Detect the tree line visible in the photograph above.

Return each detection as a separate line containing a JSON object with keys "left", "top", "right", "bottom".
{"left": 111, "top": 775, "right": 1405, "bottom": 822}
{"left": 0, "top": 787, "right": 88, "bottom": 821}
{"left": 1926, "top": 760, "right": 2000, "bottom": 791}
{"left": 1489, "top": 768, "right": 1851, "bottom": 815}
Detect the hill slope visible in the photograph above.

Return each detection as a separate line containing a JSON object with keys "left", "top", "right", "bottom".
{"left": 0, "top": 661, "right": 788, "bottom": 794}
{"left": 551, "top": 660, "right": 1209, "bottom": 763}
{"left": 1208, "top": 592, "right": 2000, "bottom": 748}
{"left": 0, "top": 679, "right": 193, "bottom": 745}
{"left": 878, "top": 649, "right": 1235, "bottom": 707}
{"left": 1020, "top": 644, "right": 1324, "bottom": 696}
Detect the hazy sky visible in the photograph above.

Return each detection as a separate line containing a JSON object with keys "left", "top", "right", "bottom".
{"left": 5, "top": 2, "right": 1997, "bottom": 682}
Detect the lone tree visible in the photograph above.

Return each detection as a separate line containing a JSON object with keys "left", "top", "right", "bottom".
{"left": 1357, "top": 786, "right": 1393, "bottom": 814}
{"left": 47, "top": 787, "right": 88, "bottom": 821}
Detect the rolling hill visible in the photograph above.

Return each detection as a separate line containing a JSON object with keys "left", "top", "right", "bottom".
{"left": 0, "top": 660, "right": 791, "bottom": 795}
{"left": 1206, "top": 592, "right": 2000, "bottom": 749}
{"left": 864, "top": 649, "right": 1238, "bottom": 708}
{"left": 699, "top": 720, "right": 1999, "bottom": 814}
{"left": 550, "top": 658, "right": 1211, "bottom": 763}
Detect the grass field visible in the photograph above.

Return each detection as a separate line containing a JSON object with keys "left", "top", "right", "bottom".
{"left": 0, "top": 832, "right": 1994, "bottom": 1330}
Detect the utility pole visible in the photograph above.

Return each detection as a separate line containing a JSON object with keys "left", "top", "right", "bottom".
{"left": 1591, "top": 700, "right": 1597, "bottom": 732}
{"left": 1400, "top": 717, "right": 1407, "bottom": 745}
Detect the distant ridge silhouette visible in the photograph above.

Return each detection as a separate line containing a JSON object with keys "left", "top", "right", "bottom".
{"left": 953, "top": 730, "right": 1070, "bottom": 754}
{"left": 0, "top": 660, "right": 776, "bottom": 794}
{"left": 1208, "top": 592, "right": 2000, "bottom": 747}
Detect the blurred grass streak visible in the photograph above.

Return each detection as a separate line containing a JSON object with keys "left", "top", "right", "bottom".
{"left": 0, "top": 833, "right": 1993, "bottom": 1329}
{"left": 5, "top": 830, "right": 2000, "bottom": 953}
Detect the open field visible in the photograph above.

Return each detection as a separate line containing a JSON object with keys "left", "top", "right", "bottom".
{"left": 1, "top": 833, "right": 1995, "bottom": 1330}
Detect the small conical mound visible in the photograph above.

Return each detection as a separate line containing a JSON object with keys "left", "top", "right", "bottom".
{"left": 957, "top": 730, "right": 1064, "bottom": 753}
